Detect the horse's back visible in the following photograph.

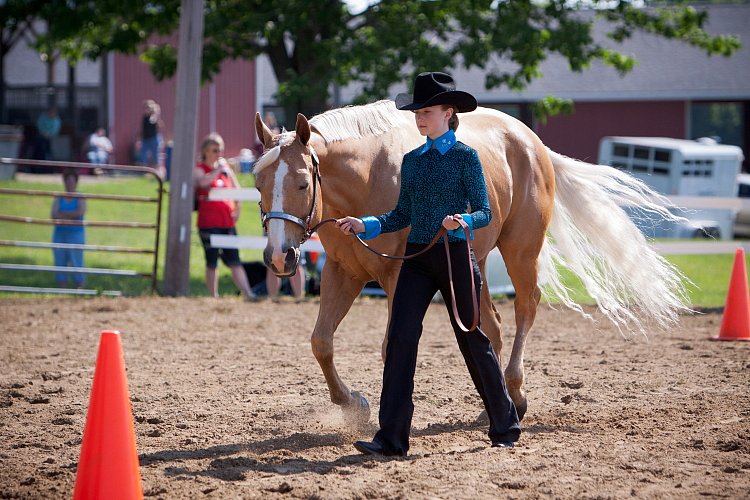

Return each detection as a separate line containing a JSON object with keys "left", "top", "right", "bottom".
{"left": 456, "top": 108, "right": 555, "bottom": 254}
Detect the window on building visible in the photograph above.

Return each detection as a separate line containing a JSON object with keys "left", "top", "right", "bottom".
{"left": 690, "top": 102, "right": 743, "bottom": 147}
{"left": 483, "top": 103, "right": 522, "bottom": 120}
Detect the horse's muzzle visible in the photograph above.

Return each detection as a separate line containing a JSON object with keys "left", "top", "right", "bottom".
{"left": 264, "top": 246, "right": 300, "bottom": 276}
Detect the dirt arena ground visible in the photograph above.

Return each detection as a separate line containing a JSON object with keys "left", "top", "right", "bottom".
{"left": 1, "top": 296, "right": 748, "bottom": 499}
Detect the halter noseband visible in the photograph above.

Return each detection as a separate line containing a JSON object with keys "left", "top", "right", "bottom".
{"left": 259, "top": 146, "right": 321, "bottom": 244}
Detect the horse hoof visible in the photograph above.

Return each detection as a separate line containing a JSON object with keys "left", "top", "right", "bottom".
{"left": 515, "top": 399, "right": 528, "bottom": 421}
{"left": 343, "top": 390, "right": 371, "bottom": 424}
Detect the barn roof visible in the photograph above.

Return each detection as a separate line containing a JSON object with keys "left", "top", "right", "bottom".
{"left": 457, "top": 4, "right": 750, "bottom": 103}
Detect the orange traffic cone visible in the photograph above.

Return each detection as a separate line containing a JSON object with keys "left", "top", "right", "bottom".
{"left": 714, "top": 249, "right": 750, "bottom": 341}
{"left": 73, "top": 331, "right": 143, "bottom": 499}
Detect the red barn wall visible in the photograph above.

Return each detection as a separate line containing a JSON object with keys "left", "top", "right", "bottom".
{"left": 536, "top": 101, "right": 686, "bottom": 163}
{"left": 111, "top": 53, "right": 256, "bottom": 166}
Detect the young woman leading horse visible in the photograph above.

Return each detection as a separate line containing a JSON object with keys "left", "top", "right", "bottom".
{"left": 335, "top": 72, "right": 520, "bottom": 456}
{"left": 252, "top": 77, "right": 688, "bottom": 451}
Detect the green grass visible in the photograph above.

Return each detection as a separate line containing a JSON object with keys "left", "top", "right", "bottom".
{"left": 551, "top": 253, "right": 736, "bottom": 308}
{"left": 0, "top": 173, "right": 262, "bottom": 297}
{"left": 0, "top": 174, "right": 739, "bottom": 306}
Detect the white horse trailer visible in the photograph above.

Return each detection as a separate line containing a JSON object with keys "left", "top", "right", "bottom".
{"left": 599, "top": 136, "right": 744, "bottom": 239}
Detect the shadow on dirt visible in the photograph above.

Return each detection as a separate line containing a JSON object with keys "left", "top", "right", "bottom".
{"left": 138, "top": 418, "right": 533, "bottom": 481}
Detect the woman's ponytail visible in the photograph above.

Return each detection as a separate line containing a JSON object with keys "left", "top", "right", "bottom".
{"left": 447, "top": 105, "right": 460, "bottom": 131}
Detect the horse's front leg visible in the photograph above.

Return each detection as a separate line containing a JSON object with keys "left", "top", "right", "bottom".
{"left": 311, "top": 259, "right": 369, "bottom": 421}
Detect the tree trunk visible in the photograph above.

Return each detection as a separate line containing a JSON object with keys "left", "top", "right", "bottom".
{"left": 0, "top": 44, "right": 6, "bottom": 124}
{"left": 286, "top": 92, "right": 328, "bottom": 124}
{"left": 163, "top": 0, "right": 205, "bottom": 297}
{"left": 68, "top": 62, "right": 78, "bottom": 156}
{"left": 46, "top": 55, "right": 57, "bottom": 109}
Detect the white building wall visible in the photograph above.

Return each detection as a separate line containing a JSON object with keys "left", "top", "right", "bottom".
{"left": 5, "top": 22, "right": 101, "bottom": 86}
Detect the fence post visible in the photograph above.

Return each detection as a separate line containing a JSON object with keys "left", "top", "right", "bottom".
{"left": 163, "top": 0, "right": 204, "bottom": 296}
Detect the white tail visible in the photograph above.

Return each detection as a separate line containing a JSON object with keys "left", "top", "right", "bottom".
{"left": 539, "top": 149, "right": 691, "bottom": 332}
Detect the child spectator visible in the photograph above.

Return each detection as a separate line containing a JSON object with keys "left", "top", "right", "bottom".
{"left": 51, "top": 170, "right": 86, "bottom": 288}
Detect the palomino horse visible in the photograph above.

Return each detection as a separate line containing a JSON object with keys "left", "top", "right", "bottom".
{"left": 253, "top": 100, "right": 687, "bottom": 421}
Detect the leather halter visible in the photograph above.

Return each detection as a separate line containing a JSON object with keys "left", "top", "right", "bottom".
{"left": 258, "top": 146, "right": 321, "bottom": 244}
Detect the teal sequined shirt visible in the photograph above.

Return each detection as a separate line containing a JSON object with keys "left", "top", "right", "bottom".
{"left": 360, "top": 130, "right": 491, "bottom": 243}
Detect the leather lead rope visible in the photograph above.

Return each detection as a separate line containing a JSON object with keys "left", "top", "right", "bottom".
{"left": 309, "top": 217, "right": 479, "bottom": 333}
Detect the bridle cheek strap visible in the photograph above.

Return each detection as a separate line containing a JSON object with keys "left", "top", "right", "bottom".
{"left": 259, "top": 145, "right": 321, "bottom": 244}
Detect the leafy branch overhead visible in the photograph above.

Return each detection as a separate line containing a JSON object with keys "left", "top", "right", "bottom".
{"left": 13, "top": 0, "right": 741, "bottom": 119}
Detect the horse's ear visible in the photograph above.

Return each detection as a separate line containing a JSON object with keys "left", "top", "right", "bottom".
{"left": 295, "top": 113, "right": 311, "bottom": 146}
{"left": 255, "top": 112, "right": 275, "bottom": 149}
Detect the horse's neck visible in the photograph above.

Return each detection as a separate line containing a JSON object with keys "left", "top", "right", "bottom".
{"left": 316, "top": 129, "right": 421, "bottom": 217}
{"left": 317, "top": 141, "right": 376, "bottom": 216}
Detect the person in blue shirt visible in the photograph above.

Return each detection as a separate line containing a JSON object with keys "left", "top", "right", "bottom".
{"left": 35, "top": 107, "right": 61, "bottom": 160}
{"left": 51, "top": 171, "right": 86, "bottom": 288}
{"left": 336, "top": 72, "right": 520, "bottom": 457}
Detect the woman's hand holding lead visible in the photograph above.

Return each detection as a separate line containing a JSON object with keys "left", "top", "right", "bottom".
{"left": 442, "top": 214, "right": 462, "bottom": 230}
{"left": 335, "top": 217, "right": 364, "bottom": 235}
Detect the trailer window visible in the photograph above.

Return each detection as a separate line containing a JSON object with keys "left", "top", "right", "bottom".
{"left": 613, "top": 144, "right": 629, "bottom": 158}
{"left": 634, "top": 147, "right": 650, "bottom": 160}
{"left": 654, "top": 149, "right": 671, "bottom": 162}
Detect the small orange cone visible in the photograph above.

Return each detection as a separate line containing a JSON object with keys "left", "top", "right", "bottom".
{"left": 714, "top": 249, "right": 750, "bottom": 341}
{"left": 73, "top": 331, "right": 143, "bottom": 499}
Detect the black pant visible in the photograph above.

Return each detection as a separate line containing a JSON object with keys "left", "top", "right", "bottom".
{"left": 374, "top": 242, "right": 521, "bottom": 455}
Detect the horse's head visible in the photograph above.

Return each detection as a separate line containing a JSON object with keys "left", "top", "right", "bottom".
{"left": 254, "top": 112, "right": 321, "bottom": 277}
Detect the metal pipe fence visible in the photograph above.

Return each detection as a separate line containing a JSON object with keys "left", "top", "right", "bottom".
{"left": 0, "top": 157, "right": 164, "bottom": 296}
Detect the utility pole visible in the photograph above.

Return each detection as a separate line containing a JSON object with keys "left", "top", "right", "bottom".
{"left": 163, "top": 0, "right": 204, "bottom": 296}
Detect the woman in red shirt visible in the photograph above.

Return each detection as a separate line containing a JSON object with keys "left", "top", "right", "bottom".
{"left": 193, "top": 133, "right": 256, "bottom": 300}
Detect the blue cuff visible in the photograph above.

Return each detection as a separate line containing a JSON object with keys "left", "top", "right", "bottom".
{"left": 358, "top": 216, "right": 382, "bottom": 240}
{"left": 448, "top": 213, "right": 474, "bottom": 240}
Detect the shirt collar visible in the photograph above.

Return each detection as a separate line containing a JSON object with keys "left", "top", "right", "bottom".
{"left": 420, "top": 129, "right": 457, "bottom": 155}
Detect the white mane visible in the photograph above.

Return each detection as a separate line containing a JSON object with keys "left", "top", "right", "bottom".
{"left": 254, "top": 101, "right": 409, "bottom": 173}
{"left": 310, "top": 100, "right": 411, "bottom": 143}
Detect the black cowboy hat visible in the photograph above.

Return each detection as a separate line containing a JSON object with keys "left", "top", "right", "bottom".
{"left": 395, "top": 72, "right": 477, "bottom": 113}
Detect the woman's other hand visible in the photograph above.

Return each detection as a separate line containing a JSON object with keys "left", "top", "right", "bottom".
{"left": 442, "top": 214, "right": 462, "bottom": 230}
{"left": 335, "top": 217, "right": 364, "bottom": 235}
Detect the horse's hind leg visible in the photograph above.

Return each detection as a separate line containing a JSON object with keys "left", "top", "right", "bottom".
{"left": 312, "top": 260, "right": 369, "bottom": 421}
{"left": 499, "top": 234, "right": 544, "bottom": 421}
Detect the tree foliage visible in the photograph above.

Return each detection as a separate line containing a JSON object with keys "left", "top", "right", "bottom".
{"left": 5, "top": 0, "right": 743, "bottom": 121}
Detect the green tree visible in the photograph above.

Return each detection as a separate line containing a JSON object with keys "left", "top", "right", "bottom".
{"left": 26, "top": 1, "right": 743, "bottom": 123}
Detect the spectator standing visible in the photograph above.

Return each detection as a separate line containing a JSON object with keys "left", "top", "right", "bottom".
{"left": 51, "top": 170, "right": 86, "bottom": 288}
{"left": 86, "top": 127, "right": 113, "bottom": 165}
{"left": 35, "top": 107, "right": 61, "bottom": 160}
{"left": 193, "top": 133, "right": 256, "bottom": 300}
{"left": 140, "top": 99, "right": 164, "bottom": 174}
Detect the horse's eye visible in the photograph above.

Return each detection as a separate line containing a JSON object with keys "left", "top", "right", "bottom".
{"left": 299, "top": 182, "right": 309, "bottom": 190}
